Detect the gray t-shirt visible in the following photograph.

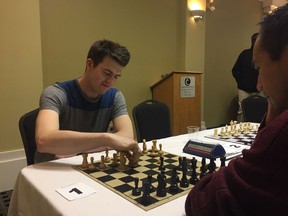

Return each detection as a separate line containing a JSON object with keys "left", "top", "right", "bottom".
{"left": 35, "top": 79, "right": 128, "bottom": 163}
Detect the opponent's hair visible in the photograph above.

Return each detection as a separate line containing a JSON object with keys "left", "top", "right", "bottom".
{"left": 87, "top": 39, "right": 130, "bottom": 67}
{"left": 259, "top": 5, "right": 288, "bottom": 61}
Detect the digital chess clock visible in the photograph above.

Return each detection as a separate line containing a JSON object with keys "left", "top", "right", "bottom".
{"left": 183, "top": 139, "right": 226, "bottom": 158}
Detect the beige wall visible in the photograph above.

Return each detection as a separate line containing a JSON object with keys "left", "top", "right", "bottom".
{"left": 204, "top": 0, "right": 262, "bottom": 127}
{"left": 0, "top": 0, "right": 43, "bottom": 151}
{"left": 0, "top": 0, "right": 263, "bottom": 152}
{"left": 39, "top": 0, "right": 185, "bottom": 117}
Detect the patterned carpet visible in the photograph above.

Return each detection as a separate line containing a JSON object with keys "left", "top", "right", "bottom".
{"left": 0, "top": 190, "right": 12, "bottom": 216}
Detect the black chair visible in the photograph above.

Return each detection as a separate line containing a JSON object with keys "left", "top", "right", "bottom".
{"left": 241, "top": 95, "right": 268, "bottom": 123}
{"left": 132, "top": 100, "right": 172, "bottom": 142}
{"left": 19, "top": 109, "right": 39, "bottom": 165}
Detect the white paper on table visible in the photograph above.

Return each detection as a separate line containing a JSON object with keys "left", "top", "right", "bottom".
{"left": 56, "top": 182, "right": 96, "bottom": 201}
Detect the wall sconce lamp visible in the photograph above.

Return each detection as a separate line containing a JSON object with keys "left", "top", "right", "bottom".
{"left": 190, "top": 10, "right": 205, "bottom": 21}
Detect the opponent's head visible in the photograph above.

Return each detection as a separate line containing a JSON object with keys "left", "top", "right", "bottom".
{"left": 258, "top": 5, "right": 288, "bottom": 61}
{"left": 253, "top": 5, "right": 288, "bottom": 112}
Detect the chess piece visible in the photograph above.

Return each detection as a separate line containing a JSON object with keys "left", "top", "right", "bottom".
{"left": 243, "top": 126, "right": 249, "bottom": 134}
{"left": 169, "top": 167, "right": 179, "bottom": 193}
{"left": 189, "top": 157, "right": 198, "bottom": 184}
{"left": 156, "top": 173, "right": 167, "bottom": 197}
{"left": 158, "top": 157, "right": 165, "bottom": 171}
{"left": 213, "top": 128, "right": 218, "bottom": 137}
{"left": 200, "top": 157, "right": 207, "bottom": 178}
{"left": 88, "top": 156, "right": 96, "bottom": 170}
{"left": 220, "top": 127, "right": 225, "bottom": 136}
{"left": 239, "top": 123, "right": 244, "bottom": 132}
{"left": 142, "top": 139, "right": 148, "bottom": 155}
{"left": 180, "top": 160, "right": 189, "bottom": 188}
{"left": 157, "top": 144, "right": 164, "bottom": 164}
{"left": 140, "top": 182, "right": 151, "bottom": 205}
{"left": 177, "top": 157, "right": 183, "bottom": 170}
{"left": 182, "top": 157, "right": 187, "bottom": 168}
{"left": 116, "top": 151, "right": 121, "bottom": 162}
{"left": 110, "top": 153, "right": 119, "bottom": 167}
{"left": 152, "top": 140, "right": 158, "bottom": 152}
{"left": 118, "top": 152, "right": 127, "bottom": 171}
{"left": 98, "top": 155, "right": 107, "bottom": 170}
{"left": 158, "top": 143, "right": 163, "bottom": 155}
{"left": 104, "top": 148, "right": 111, "bottom": 163}
{"left": 132, "top": 177, "right": 141, "bottom": 196}
{"left": 149, "top": 145, "right": 158, "bottom": 157}
{"left": 234, "top": 129, "right": 240, "bottom": 137}
{"left": 160, "top": 169, "right": 166, "bottom": 180}
{"left": 81, "top": 153, "right": 89, "bottom": 168}
{"left": 220, "top": 156, "right": 226, "bottom": 167}
{"left": 147, "top": 174, "right": 155, "bottom": 193}
{"left": 208, "top": 157, "right": 216, "bottom": 174}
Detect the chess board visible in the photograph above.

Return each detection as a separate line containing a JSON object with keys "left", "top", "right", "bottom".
{"left": 205, "top": 130, "right": 257, "bottom": 146}
{"left": 74, "top": 152, "right": 210, "bottom": 211}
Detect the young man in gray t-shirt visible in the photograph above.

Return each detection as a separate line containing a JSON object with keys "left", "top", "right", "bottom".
{"left": 35, "top": 40, "right": 141, "bottom": 165}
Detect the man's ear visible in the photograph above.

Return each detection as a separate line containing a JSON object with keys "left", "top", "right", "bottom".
{"left": 86, "top": 58, "right": 94, "bottom": 70}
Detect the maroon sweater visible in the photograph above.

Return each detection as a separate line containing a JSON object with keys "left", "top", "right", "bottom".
{"left": 185, "top": 110, "right": 288, "bottom": 216}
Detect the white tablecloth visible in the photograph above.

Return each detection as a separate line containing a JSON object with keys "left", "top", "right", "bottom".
{"left": 8, "top": 127, "right": 252, "bottom": 216}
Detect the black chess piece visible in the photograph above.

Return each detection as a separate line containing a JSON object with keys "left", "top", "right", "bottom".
{"left": 159, "top": 156, "right": 165, "bottom": 171}
{"left": 147, "top": 174, "right": 155, "bottom": 192}
{"left": 180, "top": 161, "right": 189, "bottom": 188}
{"left": 208, "top": 157, "right": 216, "bottom": 174}
{"left": 161, "top": 169, "right": 166, "bottom": 180}
{"left": 220, "top": 156, "right": 226, "bottom": 167}
{"left": 189, "top": 157, "right": 199, "bottom": 185}
{"left": 132, "top": 177, "right": 141, "bottom": 196}
{"left": 140, "top": 181, "right": 151, "bottom": 205}
{"left": 200, "top": 157, "right": 207, "bottom": 178}
{"left": 156, "top": 173, "right": 167, "bottom": 197}
{"left": 169, "top": 167, "right": 179, "bottom": 193}
{"left": 182, "top": 157, "right": 187, "bottom": 167}
{"left": 177, "top": 157, "right": 183, "bottom": 170}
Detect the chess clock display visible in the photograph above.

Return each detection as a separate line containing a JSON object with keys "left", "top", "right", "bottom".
{"left": 183, "top": 139, "right": 226, "bottom": 158}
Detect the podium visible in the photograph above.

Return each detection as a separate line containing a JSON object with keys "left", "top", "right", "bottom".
{"left": 151, "top": 71, "right": 202, "bottom": 135}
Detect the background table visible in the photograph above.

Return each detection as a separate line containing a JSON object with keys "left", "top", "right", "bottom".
{"left": 8, "top": 127, "right": 251, "bottom": 216}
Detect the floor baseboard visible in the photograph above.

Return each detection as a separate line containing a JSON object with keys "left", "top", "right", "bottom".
{"left": 0, "top": 149, "right": 26, "bottom": 191}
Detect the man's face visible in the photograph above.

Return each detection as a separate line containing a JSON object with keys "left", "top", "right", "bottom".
{"left": 253, "top": 36, "right": 288, "bottom": 112}
{"left": 86, "top": 56, "right": 123, "bottom": 95}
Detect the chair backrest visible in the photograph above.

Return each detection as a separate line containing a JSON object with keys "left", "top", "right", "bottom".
{"left": 241, "top": 95, "right": 268, "bottom": 123}
{"left": 19, "top": 109, "right": 39, "bottom": 165}
{"left": 132, "top": 100, "right": 172, "bottom": 142}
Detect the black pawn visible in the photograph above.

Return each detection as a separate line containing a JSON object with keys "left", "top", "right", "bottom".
{"left": 177, "top": 157, "right": 183, "bottom": 170}
{"left": 189, "top": 157, "right": 198, "bottom": 185}
{"left": 220, "top": 157, "right": 226, "bottom": 167}
{"left": 180, "top": 162, "right": 189, "bottom": 188}
{"left": 132, "top": 177, "right": 141, "bottom": 196}
{"left": 159, "top": 156, "right": 165, "bottom": 171}
{"left": 208, "top": 157, "right": 216, "bottom": 174}
{"left": 200, "top": 157, "right": 207, "bottom": 178}
{"left": 169, "top": 167, "right": 179, "bottom": 193}
{"left": 140, "top": 181, "right": 151, "bottom": 205}
{"left": 156, "top": 173, "right": 167, "bottom": 197}
{"left": 147, "top": 174, "right": 155, "bottom": 192}
{"left": 182, "top": 157, "right": 187, "bottom": 167}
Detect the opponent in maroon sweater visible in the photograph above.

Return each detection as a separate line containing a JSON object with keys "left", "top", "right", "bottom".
{"left": 185, "top": 5, "right": 288, "bottom": 216}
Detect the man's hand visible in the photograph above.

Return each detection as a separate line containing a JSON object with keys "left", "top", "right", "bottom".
{"left": 108, "top": 134, "right": 141, "bottom": 166}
